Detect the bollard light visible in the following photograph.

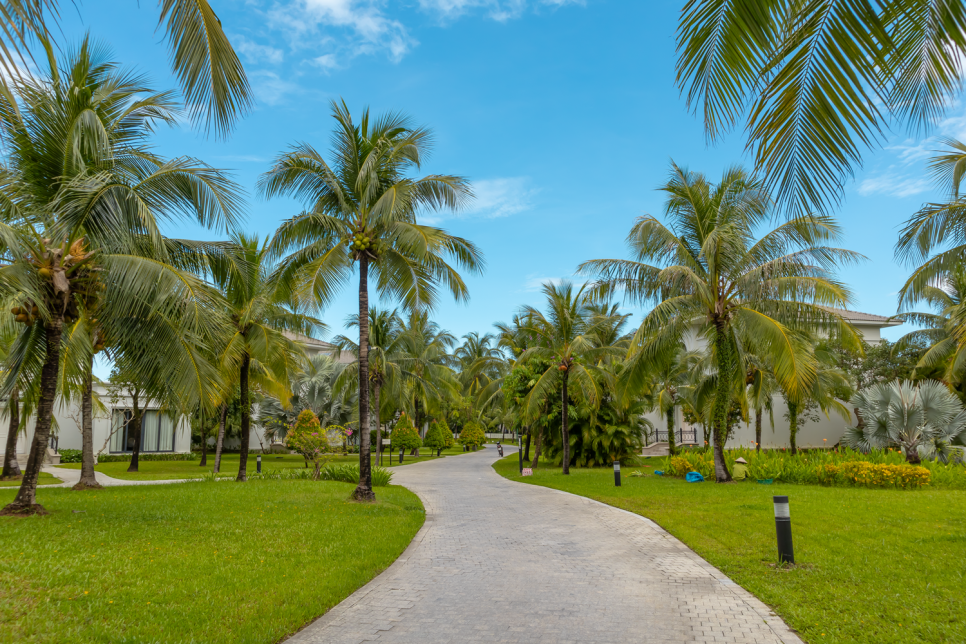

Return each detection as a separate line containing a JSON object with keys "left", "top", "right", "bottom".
{"left": 519, "top": 435, "right": 523, "bottom": 474}
{"left": 256, "top": 454, "right": 262, "bottom": 474}
{"left": 773, "top": 495, "right": 794, "bottom": 564}
{"left": 613, "top": 461, "right": 621, "bottom": 487}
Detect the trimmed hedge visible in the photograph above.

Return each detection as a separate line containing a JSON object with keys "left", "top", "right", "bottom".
{"left": 96, "top": 452, "right": 199, "bottom": 463}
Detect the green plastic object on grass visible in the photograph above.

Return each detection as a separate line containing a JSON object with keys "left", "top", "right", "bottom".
{"left": 757, "top": 479, "right": 774, "bottom": 485}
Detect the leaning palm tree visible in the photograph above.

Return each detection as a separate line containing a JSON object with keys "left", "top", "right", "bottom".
{"left": 580, "top": 163, "right": 862, "bottom": 482}
{"left": 209, "top": 233, "right": 321, "bottom": 481}
{"left": 0, "top": 41, "right": 245, "bottom": 514}
{"left": 260, "top": 100, "right": 484, "bottom": 501}
{"left": 517, "top": 282, "right": 620, "bottom": 475}
{"left": 676, "top": 1, "right": 966, "bottom": 216}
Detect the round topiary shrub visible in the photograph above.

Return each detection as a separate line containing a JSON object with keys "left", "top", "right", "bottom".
{"left": 423, "top": 419, "right": 449, "bottom": 456}
{"left": 458, "top": 419, "right": 485, "bottom": 450}
{"left": 390, "top": 413, "right": 421, "bottom": 461}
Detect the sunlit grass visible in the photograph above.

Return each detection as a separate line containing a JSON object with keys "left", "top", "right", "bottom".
{"left": 0, "top": 479, "right": 424, "bottom": 644}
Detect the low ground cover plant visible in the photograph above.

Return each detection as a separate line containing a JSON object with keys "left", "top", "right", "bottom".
{"left": 659, "top": 447, "right": 964, "bottom": 489}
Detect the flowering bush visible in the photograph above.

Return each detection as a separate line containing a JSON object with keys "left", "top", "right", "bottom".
{"left": 284, "top": 410, "right": 339, "bottom": 480}
{"left": 458, "top": 420, "right": 485, "bottom": 449}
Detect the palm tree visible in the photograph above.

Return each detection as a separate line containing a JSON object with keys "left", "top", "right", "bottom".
{"left": 893, "top": 266, "right": 966, "bottom": 386}
{"left": 260, "top": 101, "right": 484, "bottom": 501}
{"left": 779, "top": 341, "right": 852, "bottom": 454}
{"left": 454, "top": 332, "right": 505, "bottom": 397}
{"left": 580, "top": 163, "right": 861, "bottom": 482}
{"left": 0, "top": 41, "right": 244, "bottom": 515}
{"left": 209, "top": 233, "right": 321, "bottom": 482}
{"left": 744, "top": 355, "right": 777, "bottom": 453}
{"left": 650, "top": 346, "right": 702, "bottom": 456}
{"left": 0, "top": 1, "right": 250, "bottom": 135}
{"left": 395, "top": 310, "right": 458, "bottom": 437}
{"left": 517, "top": 282, "right": 620, "bottom": 475}
{"left": 675, "top": 1, "right": 966, "bottom": 216}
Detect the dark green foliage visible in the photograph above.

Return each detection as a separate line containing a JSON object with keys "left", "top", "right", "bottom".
{"left": 423, "top": 420, "right": 448, "bottom": 452}
{"left": 57, "top": 449, "right": 82, "bottom": 463}
{"left": 458, "top": 420, "right": 485, "bottom": 448}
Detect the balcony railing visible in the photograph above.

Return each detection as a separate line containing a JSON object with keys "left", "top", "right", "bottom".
{"left": 655, "top": 428, "right": 698, "bottom": 445}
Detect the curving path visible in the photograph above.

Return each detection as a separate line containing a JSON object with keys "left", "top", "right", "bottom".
{"left": 289, "top": 448, "right": 803, "bottom": 644}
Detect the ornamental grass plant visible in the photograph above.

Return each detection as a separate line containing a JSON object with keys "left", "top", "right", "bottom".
{"left": 660, "top": 447, "right": 966, "bottom": 489}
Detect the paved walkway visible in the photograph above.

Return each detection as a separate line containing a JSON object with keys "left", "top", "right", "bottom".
{"left": 41, "top": 466, "right": 192, "bottom": 487}
{"left": 289, "top": 448, "right": 802, "bottom": 644}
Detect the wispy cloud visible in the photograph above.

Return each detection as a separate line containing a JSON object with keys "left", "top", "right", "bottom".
{"left": 213, "top": 154, "right": 270, "bottom": 163}
{"left": 249, "top": 70, "right": 304, "bottom": 106}
{"left": 858, "top": 171, "right": 931, "bottom": 198}
{"left": 418, "top": 0, "right": 582, "bottom": 23}
{"left": 422, "top": 176, "right": 537, "bottom": 223}
{"left": 521, "top": 274, "right": 570, "bottom": 292}
{"left": 232, "top": 34, "right": 284, "bottom": 65}
{"left": 269, "top": 0, "right": 416, "bottom": 64}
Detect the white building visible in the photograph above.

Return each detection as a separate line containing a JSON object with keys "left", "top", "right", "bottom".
{"left": 3, "top": 333, "right": 351, "bottom": 463}
{"left": 644, "top": 309, "right": 901, "bottom": 450}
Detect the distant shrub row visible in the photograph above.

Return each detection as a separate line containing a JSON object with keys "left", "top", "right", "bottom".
{"left": 95, "top": 452, "right": 199, "bottom": 463}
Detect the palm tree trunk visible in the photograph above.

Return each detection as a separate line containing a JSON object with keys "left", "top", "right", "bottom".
{"left": 74, "top": 361, "right": 101, "bottom": 489}
{"left": 1, "top": 388, "right": 21, "bottom": 479}
{"left": 561, "top": 372, "right": 570, "bottom": 475}
{"left": 531, "top": 425, "right": 542, "bottom": 469}
{"left": 352, "top": 254, "right": 375, "bottom": 501}
{"left": 755, "top": 408, "right": 762, "bottom": 453}
{"left": 128, "top": 387, "right": 143, "bottom": 473}
{"left": 904, "top": 444, "right": 921, "bottom": 464}
{"left": 373, "top": 380, "right": 382, "bottom": 462}
{"left": 788, "top": 401, "right": 798, "bottom": 455}
{"left": 666, "top": 407, "right": 677, "bottom": 456}
{"left": 711, "top": 322, "right": 734, "bottom": 483}
{"left": 237, "top": 353, "right": 251, "bottom": 482}
{"left": 213, "top": 403, "right": 227, "bottom": 474}
{"left": 199, "top": 424, "right": 208, "bottom": 466}
{"left": 2, "top": 314, "right": 64, "bottom": 515}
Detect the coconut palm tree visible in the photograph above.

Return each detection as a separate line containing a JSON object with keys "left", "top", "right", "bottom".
{"left": 580, "top": 163, "right": 862, "bottom": 482}
{"left": 454, "top": 332, "right": 505, "bottom": 397}
{"left": 208, "top": 233, "right": 322, "bottom": 481}
{"left": 259, "top": 100, "right": 483, "bottom": 501}
{"left": 649, "top": 346, "right": 702, "bottom": 456}
{"left": 0, "top": 1, "right": 250, "bottom": 135}
{"left": 394, "top": 310, "right": 458, "bottom": 436}
{"left": 517, "top": 282, "right": 620, "bottom": 475}
{"left": 0, "top": 41, "right": 245, "bottom": 514}
{"left": 778, "top": 341, "right": 852, "bottom": 454}
{"left": 676, "top": 1, "right": 966, "bottom": 216}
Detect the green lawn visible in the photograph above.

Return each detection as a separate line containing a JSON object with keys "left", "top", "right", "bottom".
{"left": 0, "top": 472, "right": 60, "bottom": 487}
{"left": 57, "top": 447, "right": 480, "bottom": 480}
{"left": 493, "top": 455, "right": 965, "bottom": 644}
{"left": 1, "top": 479, "right": 424, "bottom": 644}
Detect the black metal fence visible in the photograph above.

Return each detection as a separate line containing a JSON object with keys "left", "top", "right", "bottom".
{"left": 655, "top": 428, "right": 698, "bottom": 444}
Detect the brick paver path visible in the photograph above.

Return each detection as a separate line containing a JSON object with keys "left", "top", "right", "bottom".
{"left": 289, "top": 448, "right": 803, "bottom": 644}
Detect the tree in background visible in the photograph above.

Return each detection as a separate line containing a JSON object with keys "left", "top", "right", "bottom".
{"left": 390, "top": 413, "right": 421, "bottom": 462}
{"left": 458, "top": 420, "right": 485, "bottom": 450}
{"left": 284, "top": 410, "right": 338, "bottom": 480}
{"left": 423, "top": 419, "right": 448, "bottom": 457}
{"left": 261, "top": 101, "right": 483, "bottom": 501}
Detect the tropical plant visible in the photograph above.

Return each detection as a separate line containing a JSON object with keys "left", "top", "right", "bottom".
{"left": 780, "top": 342, "right": 852, "bottom": 454}
{"left": 650, "top": 346, "right": 702, "bottom": 456}
{"left": 580, "top": 163, "right": 861, "bottom": 482}
{"left": 844, "top": 380, "right": 966, "bottom": 464}
{"left": 284, "top": 410, "right": 338, "bottom": 480}
{"left": 423, "top": 419, "right": 448, "bottom": 456}
{"left": 260, "top": 100, "right": 483, "bottom": 500}
{"left": 676, "top": 1, "right": 966, "bottom": 216}
{"left": 0, "top": 41, "right": 244, "bottom": 514}
{"left": 208, "top": 233, "right": 319, "bottom": 481}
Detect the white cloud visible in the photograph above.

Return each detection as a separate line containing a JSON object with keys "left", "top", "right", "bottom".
{"left": 311, "top": 54, "right": 340, "bottom": 71}
{"left": 418, "top": 0, "right": 582, "bottom": 22}
{"left": 858, "top": 172, "right": 931, "bottom": 198}
{"left": 232, "top": 35, "right": 284, "bottom": 65}
{"left": 249, "top": 70, "right": 303, "bottom": 106}
{"left": 421, "top": 176, "right": 537, "bottom": 223}
{"left": 270, "top": 0, "right": 416, "bottom": 64}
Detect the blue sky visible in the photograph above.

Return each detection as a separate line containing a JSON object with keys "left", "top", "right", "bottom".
{"left": 63, "top": 0, "right": 964, "bottom": 354}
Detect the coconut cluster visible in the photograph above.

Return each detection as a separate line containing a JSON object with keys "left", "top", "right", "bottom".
{"left": 349, "top": 231, "right": 388, "bottom": 258}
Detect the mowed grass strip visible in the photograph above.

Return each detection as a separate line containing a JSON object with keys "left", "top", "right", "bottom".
{"left": 493, "top": 455, "right": 966, "bottom": 644}
{"left": 0, "top": 480, "right": 424, "bottom": 644}
{"left": 0, "top": 472, "right": 60, "bottom": 487}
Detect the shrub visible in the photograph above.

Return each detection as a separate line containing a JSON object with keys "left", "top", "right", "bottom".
{"left": 458, "top": 420, "right": 485, "bottom": 449}
{"left": 96, "top": 452, "right": 198, "bottom": 463}
{"left": 284, "top": 410, "right": 341, "bottom": 479}
{"left": 318, "top": 463, "right": 393, "bottom": 487}
{"left": 439, "top": 417, "right": 454, "bottom": 448}
{"left": 390, "top": 414, "right": 422, "bottom": 453}
{"left": 58, "top": 448, "right": 82, "bottom": 463}
{"left": 423, "top": 420, "right": 449, "bottom": 454}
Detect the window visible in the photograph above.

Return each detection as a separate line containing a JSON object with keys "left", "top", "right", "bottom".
{"left": 110, "top": 410, "right": 176, "bottom": 453}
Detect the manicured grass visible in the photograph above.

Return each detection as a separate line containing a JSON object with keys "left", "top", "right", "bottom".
{"left": 493, "top": 455, "right": 966, "bottom": 644}
{"left": 0, "top": 472, "right": 59, "bottom": 487}
{"left": 0, "top": 479, "right": 424, "bottom": 644}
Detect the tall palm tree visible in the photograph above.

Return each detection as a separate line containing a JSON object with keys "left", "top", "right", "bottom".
{"left": 259, "top": 100, "right": 483, "bottom": 501}
{"left": 517, "top": 282, "right": 620, "bottom": 475}
{"left": 676, "top": 1, "right": 966, "bottom": 216}
{"left": 580, "top": 163, "right": 861, "bottom": 482}
{"left": 0, "top": 40, "right": 244, "bottom": 515}
{"left": 650, "top": 346, "right": 702, "bottom": 456}
{"left": 209, "top": 233, "right": 320, "bottom": 481}
{"left": 454, "top": 332, "right": 505, "bottom": 397}
{"left": 0, "top": 1, "right": 250, "bottom": 135}
{"left": 395, "top": 310, "right": 458, "bottom": 434}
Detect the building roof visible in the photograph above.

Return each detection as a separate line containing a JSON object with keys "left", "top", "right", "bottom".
{"left": 282, "top": 331, "right": 337, "bottom": 350}
{"left": 823, "top": 307, "right": 902, "bottom": 326}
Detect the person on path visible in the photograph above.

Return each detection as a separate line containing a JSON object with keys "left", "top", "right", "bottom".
{"left": 732, "top": 457, "right": 749, "bottom": 481}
